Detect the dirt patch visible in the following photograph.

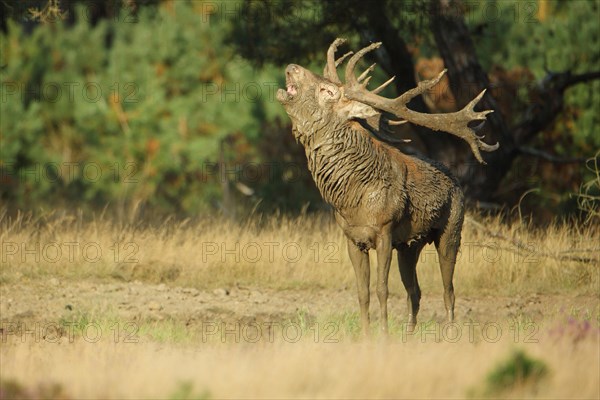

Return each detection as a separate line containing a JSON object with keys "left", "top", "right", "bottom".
{"left": 1, "top": 279, "right": 597, "bottom": 329}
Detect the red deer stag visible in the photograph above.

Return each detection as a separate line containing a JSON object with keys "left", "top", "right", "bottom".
{"left": 276, "top": 39, "right": 498, "bottom": 334}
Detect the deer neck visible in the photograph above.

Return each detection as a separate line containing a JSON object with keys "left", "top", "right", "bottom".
{"left": 299, "top": 122, "right": 393, "bottom": 210}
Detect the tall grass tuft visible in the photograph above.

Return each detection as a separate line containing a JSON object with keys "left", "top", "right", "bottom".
{"left": 1, "top": 208, "right": 598, "bottom": 295}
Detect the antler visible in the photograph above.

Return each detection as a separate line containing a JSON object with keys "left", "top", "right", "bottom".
{"left": 342, "top": 41, "right": 499, "bottom": 164}
{"left": 323, "top": 38, "right": 354, "bottom": 85}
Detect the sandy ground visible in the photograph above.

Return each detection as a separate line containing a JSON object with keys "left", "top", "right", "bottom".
{"left": 1, "top": 279, "right": 599, "bottom": 399}
{"left": 1, "top": 278, "right": 597, "bottom": 331}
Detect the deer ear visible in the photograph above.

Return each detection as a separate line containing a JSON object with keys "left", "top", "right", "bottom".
{"left": 337, "top": 100, "right": 379, "bottom": 121}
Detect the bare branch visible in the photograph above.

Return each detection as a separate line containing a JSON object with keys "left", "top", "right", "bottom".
{"left": 465, "top": 216, "right": 599, "bottom": 264}
{"left": 515, "top": 70, "right": 600, "bottom": 145}
{"left": 563, "top": 70, "right": 600, "bottom": 88}
{"left": 518, "top": 146, "right": 587, "bottom": 163}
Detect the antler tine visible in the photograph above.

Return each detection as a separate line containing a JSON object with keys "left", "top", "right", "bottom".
{"left": 344, "top": 43, "right": 393, "bottom": 92}
{"left": 357, "top": 63, "right": 376, "bottom": 83}
{"left": 335, "top": 51, "right": 354, "bottom": 67}
{"left": 388, "top": 119, "right": 407, "bottom": 125}
{"left": 466, "top": 89, "right": 493, "bottom": 118}
{"left": 460, "top": 89, "right": 499, "bottom": 153}
{"left": 325, "top": 51, "right": 354, "bottom": 80}
{"left": 324, "top": 38, "right": 347, "bottom": 85}
{"left": 372, "top": 76, "right": 395, "bottom": 94}
{"left": 344, "top": 61, "right": 500, "bottom": 163}
{"left": 345, "top": 42, "right": 382, "bottom": 87}
{"left": 397, "top": 69, "right": 448, "bottom": 103}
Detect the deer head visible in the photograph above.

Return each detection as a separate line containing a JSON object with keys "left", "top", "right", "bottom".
{"left": 277, "top": 38, "right": 499, "bottom": 162}
{"left": 276, "top": 40, "right": 381, "bottom": 140}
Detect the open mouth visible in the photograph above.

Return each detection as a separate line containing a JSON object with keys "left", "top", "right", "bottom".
{"left": 277, "top": 79, "right": 298, "bottom": 103}
{"left": 286, "top": 83, "right": 297, "bottom": 96}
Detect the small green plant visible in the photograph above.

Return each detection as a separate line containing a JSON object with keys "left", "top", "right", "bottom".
{"left": 137, "top": 318, "right": 196, "bottom": 344}
{"left": 320, "top": 311, "right": 361, "bottom": 340}
{"left": 471, "top": 349, "right": 548, "bottom": 397}
{"left": 292, "top": 307, "right": 315, "bottom": 332}
{"left": 59, "top": 311, "right": 92, "bottom": 334}
{"left": 575, "top": 151, "right": 600, "bottom": 225}
{"left": 0, "top": 379, "right": 68, "bottom": 400}
{"left": 168, "top": 381, "right": 211, "bottom": 400}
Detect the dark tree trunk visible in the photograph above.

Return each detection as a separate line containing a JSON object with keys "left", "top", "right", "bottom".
{"left": 426, "top": 0, "right": 599, "bottom": 202}
{"left": 513, "top": 70, "right": 600, "bottom": 144}
{"left": 235, "top": 0, "right": 599, "bottom": 207}
{"left": 354, "top": 1, "right": 461, "bottom": 161}
{"left": 351, "top": 0, "right": 599, "bottom": 204}
{"left": 428, "top": 0, "right": 517, "bottom": 201}
{"left": 356, "top": 0, "right": 519, "bottom": 202}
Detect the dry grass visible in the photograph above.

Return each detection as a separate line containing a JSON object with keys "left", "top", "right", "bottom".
{"left": 1, "top": 209, "right": 599, "bottom": 399}
{"left": 1, "top": 325, "right": 598, "bottom": 399}
{"left": 1, "top": 209, "right": 598, "bottom": 295}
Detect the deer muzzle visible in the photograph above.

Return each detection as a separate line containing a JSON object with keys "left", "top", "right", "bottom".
{"left": 277, "top": 64, "right": 302, "bottom": 103}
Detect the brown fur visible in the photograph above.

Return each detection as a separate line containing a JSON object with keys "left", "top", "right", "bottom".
{"left": 277, "top": 62, "right": 465, "bottom": 335}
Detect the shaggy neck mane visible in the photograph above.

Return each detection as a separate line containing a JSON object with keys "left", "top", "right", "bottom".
{"left": 298, "top": 121, "right": 394, "bottom": 210}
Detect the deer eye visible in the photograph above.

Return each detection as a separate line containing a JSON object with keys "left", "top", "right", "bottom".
{"left": 320, "top": 86, "right": 336, "bottom": 98}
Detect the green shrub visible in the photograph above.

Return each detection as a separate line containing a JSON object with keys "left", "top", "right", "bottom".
{"left": 1, "top": 2, "right": 289, "bottom": 216}
{"left": 471, "top": 348, "right": 549, "bottom": 397}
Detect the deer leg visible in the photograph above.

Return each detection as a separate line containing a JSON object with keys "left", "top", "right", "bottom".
{"left": 397, "top": 243, "right": 424, "bottom": 332}
{"left": 347, "top": 239, "right": 370, "bottom": 336}
{"left": 375, "top": 232, "right": 393, "bottom": 334}
{"left": 435, "top": 199, "right": 464, "bottom": 323}
{"left": 435, "top": 232, "right": 459, "bottom": 322}
{"left": 436, "top": 241, "right": 457, "bottom": 322}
